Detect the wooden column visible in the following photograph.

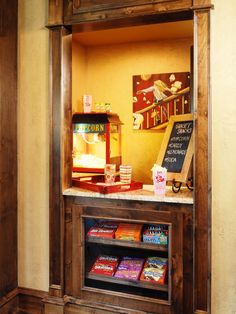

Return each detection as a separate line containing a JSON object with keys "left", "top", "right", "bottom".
{"left": 49, "top": 26, "right": 72, "bottom": 298}
{"left": 0, "top": 0, "right": 18, "bottom": 301}
{"left": 193, "top": 9, "right": 211, "bottom": 314}
{"left": 48, "top": 0, "right": 64, "bottom": 26}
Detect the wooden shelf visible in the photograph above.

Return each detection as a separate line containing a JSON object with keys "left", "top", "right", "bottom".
{"left": 86, "top": 236, "right": 168, "bottom": 252}
{"left": 86, "top": 273, "right": 168, "bottom": 292}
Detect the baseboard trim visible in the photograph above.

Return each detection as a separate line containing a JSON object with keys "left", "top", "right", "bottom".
{"left": 0, "top": 288, "right": 18, "bottom": 307}
{"left": 0, "top": 287, "right": 48, "bottom": 314}
{"left": 18, "top": 286, "right": 48, "bottom": 299}
{"left": 18, "top": 287, "right": 48, "bottom": 314}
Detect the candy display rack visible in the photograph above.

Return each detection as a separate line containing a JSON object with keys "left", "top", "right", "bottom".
{"left": 64, "top": 199, "right": 189, "bottom": 313}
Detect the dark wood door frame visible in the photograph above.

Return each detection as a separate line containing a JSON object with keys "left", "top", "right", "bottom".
{"left": 47, "top": 6, "right": 211, "bottom": 314}
{"left": 49, "top": 25, "right": 72, "bottom": 298}
{"left": 0, "top": 0, "right": 18, "bottom": 303}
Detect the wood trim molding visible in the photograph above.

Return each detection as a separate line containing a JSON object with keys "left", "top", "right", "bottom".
{"left": 18, "top": 288, "right": 48, "bottom": 314}
{"left": 43, "top": 294, "right": 66, "bottom": 314}
{"left": 192, "top": 0, "right": 212, "bottom": 7}
{"left": 48, "top": 0, "right": 64, "bottom": 26}
{"left": 193, "top": 8, "right": 211, "bottom": 314}
{"left": 49, "top": 25, "right": 72, "bottom": 297}
{"left": 65, "top": 295, "right": 148, "bottom": 313}
{"left": 0, "top": 288, "right": 18, "bottom": 308}
{"left": 18, "top": 287, "right": 48, "bottom": 299}
{"left": 0, "top": 287, "right": 48, "bottom": 314}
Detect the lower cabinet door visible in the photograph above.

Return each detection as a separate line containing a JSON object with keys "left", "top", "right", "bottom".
{"left": 65, "top": 204, "right": 184, "bottom": 314}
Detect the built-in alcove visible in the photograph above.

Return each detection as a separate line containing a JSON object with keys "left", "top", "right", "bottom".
{"left": 72, "top": 20, "right": 193, "bottom": 183}
{"left": 47, "top": 2, "right": 211, "bottom": 312}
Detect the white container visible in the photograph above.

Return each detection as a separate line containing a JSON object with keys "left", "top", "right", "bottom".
{"left": 119, "top": 165, "right": 132, "bottom": 184}
{"left": 151, "top": 165, "right": 167, "bottom": 197}
{"left": 83, "top": 95, "right": 92, "bottom": 113}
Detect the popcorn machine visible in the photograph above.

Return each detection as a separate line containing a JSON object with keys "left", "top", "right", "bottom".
{"left": 72, "top": 113, "right": 122, "bottom": 173}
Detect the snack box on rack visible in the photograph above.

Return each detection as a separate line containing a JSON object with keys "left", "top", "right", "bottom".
{"left": 87, "top": 221, "right": 119, "bottom": 239}
{"left": 89, "top": 255, "right": 119, "bottom": 276}
{"left": 114, "top": 256, "right": 145, "bottom": 281}
{"left": 140, "top": 257, "right": 168, "bottom": 285}
{"left": 115, "top": 223, "right": 143, "bottom": 242}
{"left": 142, "top": 225, "right": 168, "bottom": 245}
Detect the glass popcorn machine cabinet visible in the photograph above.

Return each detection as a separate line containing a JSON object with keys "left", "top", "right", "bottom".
{"left": 72, "top": 113, "right": 122, "bottom": 173}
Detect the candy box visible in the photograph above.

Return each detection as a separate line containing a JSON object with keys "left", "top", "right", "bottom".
{"left": 114, "top": 257, "right": 145, "bottom": 281}
{"left": 115, "top": 223, "right": 143, "bottom": 242}
{"left": 90, "top": 255, "right": 119, "bottom": 276}
{"left": 140, "top": 257, "right": 168, "bottom": 284}
{"left": 142, "top": 225, "right": 168, "bottom": 245}
{"left": 87, "top": 221, "right": 119, "bottom": 239}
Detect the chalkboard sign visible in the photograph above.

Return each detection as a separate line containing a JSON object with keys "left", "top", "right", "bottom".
{"left": 156, "top": 113, "right": 194, "bottom": 183}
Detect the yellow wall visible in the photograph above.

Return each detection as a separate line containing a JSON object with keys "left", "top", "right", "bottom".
{"left": 18, "top": 0, "right": 49, "bottom": 291}
{"left": 72, "top": 39, "right": 192, "bottom": 183}
{"left": 18, "top": 0, "right": 236, "bottom": 312}
{"left": 72, "top": 42, "right": 87, "bottom": 111}
{"left": 211, "top": 0, "right": 236, "bottom": 312}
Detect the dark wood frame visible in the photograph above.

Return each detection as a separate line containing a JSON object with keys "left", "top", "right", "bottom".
{"left": 47, "top": 1, "right": 212, "bottom": 313}
{"left": 67, "top": 202, "right": 184, "bottom": 314}
{"left": 0, "top": 0, "right": 18, "bottom": 304}
{"left": 63, "top": 196, "right": 193, "bottom": 314}
{"left": 0, "top": 287, "right": 47, "bottom": 314}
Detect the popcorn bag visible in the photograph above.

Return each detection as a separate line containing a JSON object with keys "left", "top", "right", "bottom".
{"left": 151, "top": 164, "right": 167, "bottom": 197}
{"left": 104, "top": 164, "right": 116, "bottom": 184}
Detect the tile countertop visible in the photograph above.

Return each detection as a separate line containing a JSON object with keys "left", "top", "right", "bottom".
{"left": 63, "top": 185, "right": 194, "bottom": 204}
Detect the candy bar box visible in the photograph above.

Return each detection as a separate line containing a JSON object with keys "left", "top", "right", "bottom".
{"left": 114, "top": 257, "right": 145, "bottom": 281}
{"left": 115, "top": 223, "right": 143, "bottom": 242}
{"left": 142, "top": 225, "right": 168, "bottom": 245}
{"left": 140, "top": 257, "right": 168, "bottom": 284}
{"left": 90, "top": 255, "right": 119, "bottom": 276}
{"left": 87, "top": 221, "right": 119, "bottom": 239}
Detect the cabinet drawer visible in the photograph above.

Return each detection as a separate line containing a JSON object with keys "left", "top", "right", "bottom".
{"left": 72, "top": 0, "right": 192, "bottom": 14}
{"left": 66, "top": 0, "right": 193, "bottom": 24}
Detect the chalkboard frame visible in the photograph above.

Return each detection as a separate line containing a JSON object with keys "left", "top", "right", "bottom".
{"left": 156, "top": 113, "right": 194, "bottom": 183}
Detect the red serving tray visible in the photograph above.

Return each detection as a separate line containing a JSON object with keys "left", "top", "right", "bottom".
{"left": 72, "top": 175, "right": 143, "bottom": 194}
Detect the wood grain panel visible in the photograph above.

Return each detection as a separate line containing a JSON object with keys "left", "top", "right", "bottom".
{"left": 72, "top": 0, "right": 192, "bottom": 14}
{"left": 44, "top": 303, "right": 64, "bottom": 314}
{"left": 194, "top": 9, "right": 211, "bottom": 313}
{"left": 49, "top": 26, "right": 72, "bottom": 297}
{"left": 0, "top": 0, "right": 18, "bottom": 300}
{"left": 48, "top": 0, "right": 64, "bottom": 26}
{"left": 65, "top": 302, "right": 146, "bottom": 314}
{"left": 65, "top": 1, "right": 192, "bottom": 25}
{"left": 18, "top": 288, "right": 47, "bottom": 314}
{"left": 0, "top": 297, "right": 18, "bottom": 314}
{"left": 192, "top": 0, "right": 212, "bottom": 8}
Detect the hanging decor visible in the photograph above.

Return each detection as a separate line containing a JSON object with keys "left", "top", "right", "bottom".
{"left": 132, "top": 72, "right": 191, "bottom": 130}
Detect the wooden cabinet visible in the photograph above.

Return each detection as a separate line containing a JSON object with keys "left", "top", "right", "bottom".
{"left": 71, "top": 0, "right": 192, "bottom": 14}
{"left": 49, "top": 0, "right": 212, "bottom": 27}
{"left": 63, "top": 196, "right": 193, "bottom": 314}
{"left": 63, "top": 0, "right": 193, "bottom": 25}
{"left": 0, "top": 0, "right": 17, "bottom": 302}
{"left": 47, "top": 1, "right": 211, "bottom": 313}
